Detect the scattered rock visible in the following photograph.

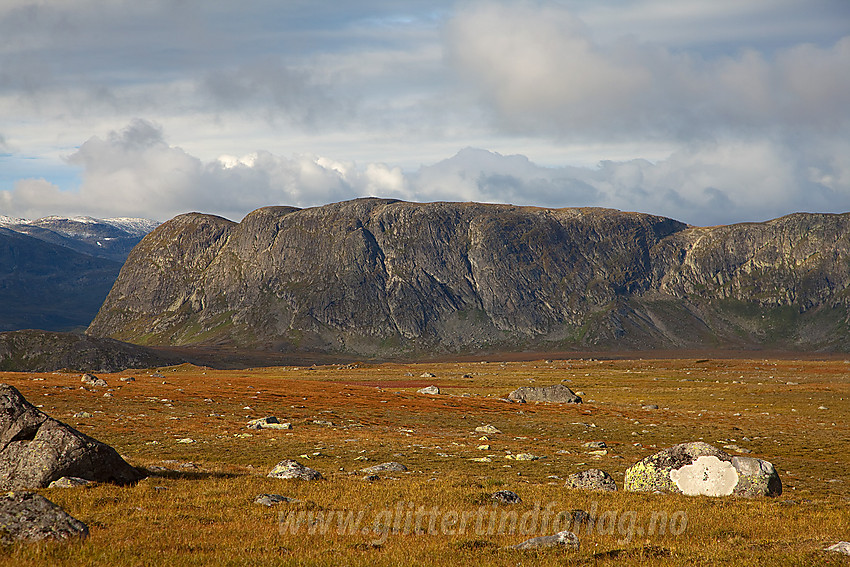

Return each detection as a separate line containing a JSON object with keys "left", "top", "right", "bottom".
{"left": 470, "top": 457, "right": 492, "bottom": 463}
{"left": 723, "top": 444, "right": 752, "bottom": 454}
{"left": 268, "top": 459, "right": 323, "bottom": 481}
{"left": 0, "top": 383, "right": 144, "bottom": 490}
{"left": 564, "top": 469, "right": 617, "bottom": 492}
{"left": 48, "top": 476, "right": 94, "bottom": 489}
{"left": 176, "top": 438, "right": 195, "bottom": 444}
{"left": 254, "top": 494, "right": 297, "bottom": 507}
{"left": 73, "top": 411, "right": 93, "bottom": 419}
{"left": 80, "top": 373, "right": 108, "bottom": 387}
{"left": 247, "top": 416, "right": 292, "bottom": 430}
{"left": 417, "top": 385, "right": 440, "bottom": 395}
{"left": 0, "top": 492, "right": 89, "bottom": 543}
{"left": 362, "top": 474, "right": 381, "bottom": 482}
{"left": 475, "top": 424, "right": 501, "bottom": 434}
{"left": 642, "top": 404, "right": 659, "bottom": 410}
{"left": 119, "top": 376, "right": 135, "bottom": 382}
{"left": 623, "top": 442, "right": 781, "bottom": 497}
{"left": 582, "top": 441, "right": 607, "bottom": 449}
{"left": 825, "top": 542, "right": 850, "bottom": 556}
{"left": 420, "top": 372, "right": 436, "bottom": 378}
{"left": 508, "top": 384, "right": 582, "bottom": 404}
{"left": 360, "top": 462, "right": 407, "bottom": 474}
{"left": 491, "top": 490, "right": 521, "bottom": 504}
{"left": 505, "top": 453, "right": 541, "bottom": 461}
{"left": 511, "top": 531, "right": 579, "bottom": 550}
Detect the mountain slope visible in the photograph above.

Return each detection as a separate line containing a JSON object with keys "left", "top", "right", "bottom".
{"left": 87, "top": 199, "right": 850, "bottom": 355}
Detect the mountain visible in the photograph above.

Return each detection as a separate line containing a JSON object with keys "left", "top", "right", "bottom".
{"left": 0, "top": 216, "right": 159, "bottom": 263}
{"left": 87, "top": 199, "right": 850, "bottom": 355}
{"left": 0, "top": 216, "right": 159, "bottom": 332}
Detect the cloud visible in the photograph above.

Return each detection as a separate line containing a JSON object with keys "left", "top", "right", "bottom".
{"left": 3, "top": 120, "right": 848, "bottom": 227}
{"left": 446, "top": 1, "right": 850, "bottom": 140}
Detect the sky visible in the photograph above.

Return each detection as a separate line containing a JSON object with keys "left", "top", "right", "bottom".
{"left": 1, "top": 0, "right": 849, "bottom": 226}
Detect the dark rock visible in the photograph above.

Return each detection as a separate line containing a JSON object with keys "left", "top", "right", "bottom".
{"left": 490, "top": 490, "right": 521, "bottom": 504}
{"left": 0, "top": 492, "right": 89, "bottom": 543}
{"left": 623, "top": 441, "right": 781, "bottom": 497}
{"left": 267, "top": 459, "right": 323, "bottom": 481}
{"left": 0, "top": 384, "right": 144, "bottom": 490}
{"left": 564, "top": 469, "right": 617, "bottom": 492}
{"left": 511, "top": 531, "right": 579, "bottom": 550}
{"left": 247, "top": 416, "right": 292, "bottom": 430}
{"left": 508, "top": 384, "right": 582, "bottom": 404}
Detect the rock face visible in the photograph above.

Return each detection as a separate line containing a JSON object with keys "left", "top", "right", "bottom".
{"left": 0, "top": 384, "right": 144, "bottom": 490}
{"left": 267, "top": 460, "right": 323, "bottom": 481}
{"left": 623, "top": 442, "right": 781, "bottom": 497}
{"left": 509, "top": 384, "right": 582, "bottom": 404}
{"left": 0, "top": 492, "right": 89, "bottom": 543}
{"left": 564, "top": 468, "right": 617, "bottom": 492}
{"left": 87, "top": 199, "right": 850, "bottom": 355}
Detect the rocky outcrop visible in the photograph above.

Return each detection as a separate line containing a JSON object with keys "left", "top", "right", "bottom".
{"left": 623, "top": 442, "right": 781, "bottom": 498}
{"left": 0, "top": 330, "right": 180, "bottom": 372}
{"left": 0, "top": 492, "right": 89, "bottom": 543}
{"left": 0, "top": 384, "right": 144, "bottom": 490}
{"left": 508, "top": 384, "right": 582, "bottom": 404}
{"left": 87, "top": 199, "right": 850, "bottom": 355}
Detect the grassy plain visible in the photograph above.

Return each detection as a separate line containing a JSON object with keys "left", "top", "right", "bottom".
{"left": 1, "top": 356, "right": 848, "bottom": 565}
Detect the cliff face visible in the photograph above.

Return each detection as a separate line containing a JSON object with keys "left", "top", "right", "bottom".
{"left": 86, "top": 199, "right": 850, "bottom": 354}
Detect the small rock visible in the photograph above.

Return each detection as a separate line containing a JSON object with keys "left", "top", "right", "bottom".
{"left": 470, "top": 457, "right": 492, "bottom": 463}
{"left": 48, "top": 477, "right": 94, "bottom": 489}
{"left": 81, "top": 373, "right": 108, "bottom": 387}
{"left": 362, "top": 474, "right": 381, "bottom": 482}
{"left": 564, "top": 469, "right": 617, "bottom": 492}
{"left": 642, "top": 404, "right": 659, "bottom": 410}
{"left": 582, "top": 441, "right": 607, "bottom": 449}
{"left": 511, "top": 531, "right": 579, "bottom": 550}
{"left": 360, "top": 462, "right": 407, "bottom": 474}
{"left": 420, "top": 372, "right": 436, "bottom": 378}
{"left": 0, "top": 492, "right": 89, "bottom": 543}
{"left": 508, "top": 384, "right": 582, "bottom": 404}
{"left": 475, "top": 424, "right": 501, "bottom": 434}
{"left": 417, "top": 385, "right": 440, "bottom": 395}
{"left": 505, "top": 453, "right": 541, "bottom": 461}
{"left": 254, "top": 494, "right": 297, "bottom": 507}
{"left": 247, "top": 416, "right": 292, "bottom": 430}
{"left": 477, "top": 444, "right": 490, "bottom": 450}
{"left": 176, "top": 438, "right": 195, "bottom": 444}
{"left": 491, "top": 490, "right": 521, "bottom": 504}
{"left": 825, "top": 542, "right": 850, "bottom": 556}
{"left": 268, "top": 459, "right": 323, "bottom": 481}
{"left": 120, "top": 376, "right": 136, "bottom": 382}
{"left": 73, "top": 411, "right": 93, "bottom": 419}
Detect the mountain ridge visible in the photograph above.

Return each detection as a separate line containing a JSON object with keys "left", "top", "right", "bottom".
{"left": 86, "top": 199, "right": 850, "bottom": 355}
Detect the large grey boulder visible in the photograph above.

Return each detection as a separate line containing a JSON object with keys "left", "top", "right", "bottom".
{"left": 0, "top": 492, "right": 89, "bottom": 543}
{"left": 564, "top": 468, "right": 617, "bottom": 492}
{"left": 0, "top": 384, "right": 144, "bottom": 490}
{"left": 267, "top": 459, "right": 323, "bottom": 480}
{"left": 508, "top": 384, "right": 582, "bottom": 404}
{"left": 623, "top": 442, "right": 781, "bottom": 497}
{"left": 511, "top": 531, "right": 579, "bottom": 550}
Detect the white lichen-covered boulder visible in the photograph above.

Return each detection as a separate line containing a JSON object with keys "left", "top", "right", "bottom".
{"left": 623, "top": 442, "right": 781, "bottom": 498}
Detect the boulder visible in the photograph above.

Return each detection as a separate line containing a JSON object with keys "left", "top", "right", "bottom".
{"left": 564, "top": 469, "right": 617, "bottom": 492}
{"left": 623, "top": 442, "right": 781, "bottom": 497}
{"left": 80, "top": 373, "right": 108, "bottom": 387}
{"left": 508, "top": 384, "right": 582, "bottom": 404}
{"left": 254, "top": 494, "right": 298, "bottom": 507}
{"left": 511, "top": 531, "right": 579, "bottom": 550}
{"left": 267, "top": 459, "right": 323, "bottom": 481}
{"left": 825, "top": 542, "right": 850, "bottom": 556}
{"left": 360, "top": 461, "right": 407, "bottom": 474}
{"left": 491, "top": 490, "right": 521, "bottom": 504}
{"left": 417, "top": 385, "right": 440, "bottom": 395}
{"left": 475, "top": 424, "right": 501, "bottom": 434}
{"left": 0, "top": 492, "right": 89, "bottom": 543}
{"left": 0, "top": 383, "right": 144, "bottom": 490}
{"left": 48, "top": 476, "right": 94, "bottom": 488}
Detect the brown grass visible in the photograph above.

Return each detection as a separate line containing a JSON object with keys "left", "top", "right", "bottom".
{"left": 1, "top": 356, "right": 848, "bottom": 565}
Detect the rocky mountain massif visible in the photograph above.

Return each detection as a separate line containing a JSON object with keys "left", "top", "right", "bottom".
{"left": 87, "top": 199, "right": 850, "bottom": 356}
{"left": 0, "top": 216, "right": 158, "bottom": 331}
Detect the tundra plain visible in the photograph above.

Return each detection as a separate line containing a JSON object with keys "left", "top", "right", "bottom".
{"left": 1, "top": 356, "right": 848, "bottom": 566}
